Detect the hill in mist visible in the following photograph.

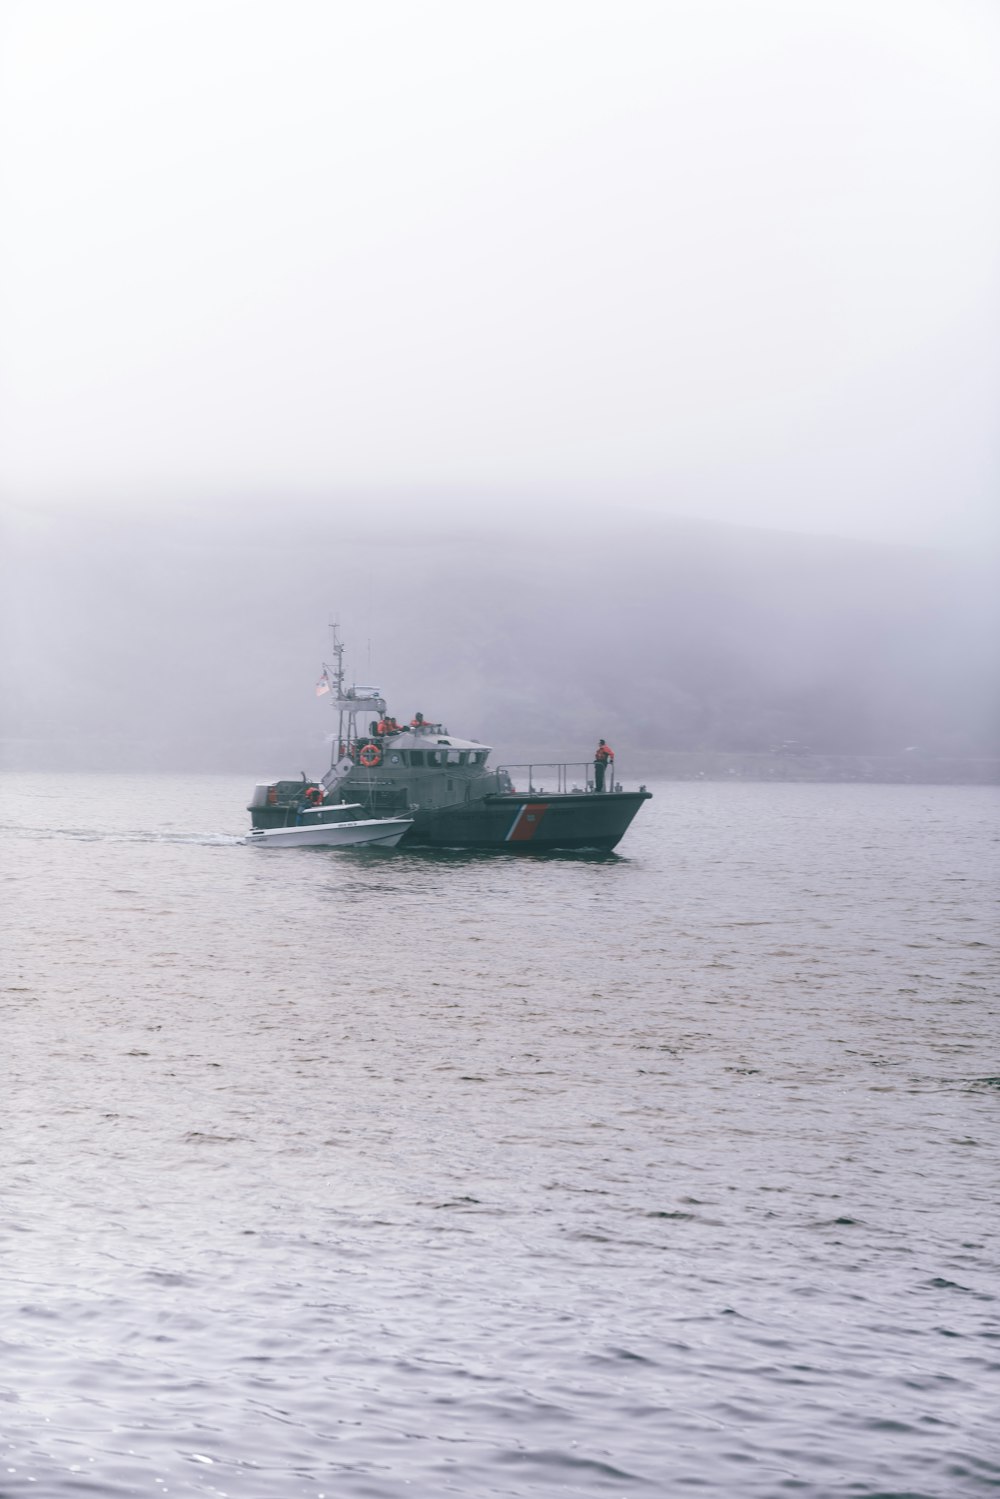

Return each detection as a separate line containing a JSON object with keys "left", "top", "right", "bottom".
{"left": 2, "top": 507, "right": 997, "bottom": 775}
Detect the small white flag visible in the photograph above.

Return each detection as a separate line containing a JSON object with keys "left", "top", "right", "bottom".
{"left": 315, "top": 675, "right": 330, "bottom": 697}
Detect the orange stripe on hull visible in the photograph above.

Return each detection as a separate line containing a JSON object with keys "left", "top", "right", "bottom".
{"left": 505, "top": 803, "right": 549, "bottom": 842}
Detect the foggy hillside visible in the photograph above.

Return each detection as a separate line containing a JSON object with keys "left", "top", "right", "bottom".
{"left": 2, "top": 507, "right": 997, "bottom": 775}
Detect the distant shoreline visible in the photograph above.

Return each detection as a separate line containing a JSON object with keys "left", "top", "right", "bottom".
{"left": 624, "top": 750, "right": 1000, "bottom": 785}
{"left": 0, "top": 743, "right": 997, "bottom": 786}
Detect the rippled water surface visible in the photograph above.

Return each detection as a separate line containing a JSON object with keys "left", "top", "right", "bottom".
{"left": 2, "top": 773, "right": 999, "bottom": 1497}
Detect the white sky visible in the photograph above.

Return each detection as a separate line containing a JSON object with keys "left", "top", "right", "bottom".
{"left": 1, "top": 0, "right": 998, "bottom": 546}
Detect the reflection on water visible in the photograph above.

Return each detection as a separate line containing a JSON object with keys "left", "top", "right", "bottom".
{"left": 2, "top": 774, "right": 999, "bottom": 1497}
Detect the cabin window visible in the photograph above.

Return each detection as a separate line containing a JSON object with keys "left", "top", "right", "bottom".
{"left": 426, "top": 750, "right": 443, "bottom": 766}
{"left": 408, "top": 750, "right": 424, "bottom": 766}
{"left": 447, "top": 750, "right": 462, "bottom": 766}
{"left": 469, "top": 750, "right": 485, "bottom": 766}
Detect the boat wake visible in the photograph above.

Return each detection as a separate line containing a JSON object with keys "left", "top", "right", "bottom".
{"left": 0, "top": 824, "right": 243, "bottom": 846}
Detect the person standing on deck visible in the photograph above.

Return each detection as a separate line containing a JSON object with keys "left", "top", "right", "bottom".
{"left": 594, "top": 739, "right": 614, "bottom": 792}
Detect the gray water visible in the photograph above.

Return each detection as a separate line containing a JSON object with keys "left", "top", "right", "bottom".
{"left": 2, "top": 774, "right": 999, "bottom": 1498}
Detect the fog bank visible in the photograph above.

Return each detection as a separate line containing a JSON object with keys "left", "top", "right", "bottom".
{"left": 2, "top": 510, "right": 996, "bottom": 777}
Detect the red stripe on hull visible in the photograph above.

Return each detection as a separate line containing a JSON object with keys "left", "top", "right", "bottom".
{"left": 506, "top": 802, "right": 549, "bottom": 842}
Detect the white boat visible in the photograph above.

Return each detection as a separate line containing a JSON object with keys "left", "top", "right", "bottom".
{"left": 244, "top": 800, "right": 412, "bottom": 849}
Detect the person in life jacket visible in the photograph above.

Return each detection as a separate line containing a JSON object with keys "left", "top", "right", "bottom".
{"left": 593, "top": 739, "right": 614, "bottom": 792}
{"left": 384, "top": 715, "right": 402, "bottom": 735}
{"left": 376, "top": 716, "right": 389, "bottom": 736}
{"left": 410, "top": 712, "right": 426, "bottom": 729}
{"left": 304, "top": 784, "right": 324, "bottom": 806}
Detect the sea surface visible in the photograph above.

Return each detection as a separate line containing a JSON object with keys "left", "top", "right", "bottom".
{"left": 1, "top": 773, "right": 998, "bottom": 1498}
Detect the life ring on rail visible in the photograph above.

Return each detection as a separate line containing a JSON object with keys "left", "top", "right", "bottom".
{"left": 359, "top": 743, "right": 382, "bottom": 768}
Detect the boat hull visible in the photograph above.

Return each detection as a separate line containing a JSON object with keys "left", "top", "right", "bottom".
{"left": 398, "top": 791, "right": 651, "bottom": 851}
{"left": 246, "top": 817, "right": 412, "bottom": 849}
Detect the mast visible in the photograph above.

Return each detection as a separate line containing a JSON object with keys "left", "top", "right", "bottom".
{"left": 320, "top": 625, "right": 386, "bottom": 789}
{"left": 327, "top": 620, "right": 345, "bottom": 700}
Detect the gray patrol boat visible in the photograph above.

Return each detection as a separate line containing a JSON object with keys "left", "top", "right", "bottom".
{"left": 247, "top": 630, "right": 651, "bottom": 851}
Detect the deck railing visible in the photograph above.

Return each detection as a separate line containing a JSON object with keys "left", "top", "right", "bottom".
{"left": 497, "top": 761, "right": 621, "bottom": 795}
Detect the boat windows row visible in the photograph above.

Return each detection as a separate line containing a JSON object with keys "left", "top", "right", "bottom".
{"left": 382, "top": 748, "right": 488, "bottom": 768}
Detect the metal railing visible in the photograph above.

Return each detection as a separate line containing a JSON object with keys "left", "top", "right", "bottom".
{"left": 497, "top": 760, "right": 621, "bottom": 795}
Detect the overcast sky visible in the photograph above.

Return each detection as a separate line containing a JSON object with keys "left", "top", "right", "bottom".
{"left": 1, "top": 0, "right": 998, "bottom": 547}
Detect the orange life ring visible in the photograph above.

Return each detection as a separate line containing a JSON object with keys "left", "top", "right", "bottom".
{"left": 359, "top": 743, "right": 382, "bottom": 768}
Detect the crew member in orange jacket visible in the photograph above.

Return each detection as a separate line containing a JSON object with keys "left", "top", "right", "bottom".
{"left": 594, "top": 739, "right": 614, "bottom": 792}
